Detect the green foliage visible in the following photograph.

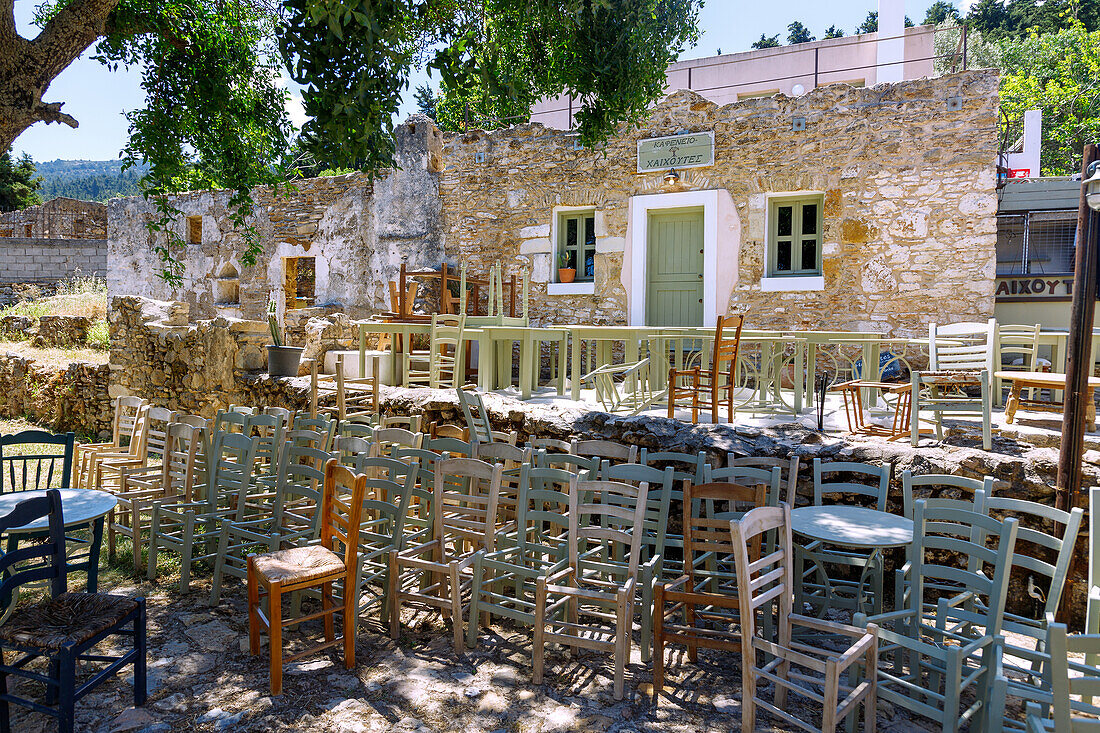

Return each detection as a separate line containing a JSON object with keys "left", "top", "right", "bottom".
{"left": 924, "top": 1, "right": 961, "bottom": 26}
{"left": 1000, "top": 22, "right": 1100, "bottom": 175}
{"left": 787, "top": 21, "right": 814, "bottom": 45}
{"left": 86, "top": 320, "right": 110, "bottom": 350}
{"left": 35, "top": 160, "right": 148, "bottom": 202}
{"left": 415, "top": 84, "right": 438, "bottom": 121}
{"left": 0, "top": 150, "right": 43, "bottom": 212}
{"left": 751, "top": 33, "right": 781, "bottom": 49}
{"left": 856, "top": 11, "right": 878, "bottom": 34}
{"left": 823, "top": 25, "right": 845, "bottom": 39}
{"left": 282, "top": 1, "right": 701, "bottom": 151}
{"left": 967, "top": 0, "right": 1100, "bottom": 41}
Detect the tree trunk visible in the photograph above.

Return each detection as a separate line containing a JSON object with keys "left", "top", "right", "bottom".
{"left": 0, "top": 0, "right": 120, "bottom": 151}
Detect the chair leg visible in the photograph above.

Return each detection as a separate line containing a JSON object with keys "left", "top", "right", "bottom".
{"left": 247, "top": 558, "right": 261, "bottom": 656}
{"left": 652, "top": 584, "right": 665, "bottom": 693}
{"left": 134, "top": 602, "right": 148, "bottom": 706}
{"left": 179, "top": 514, "right": 195, "bottom": 593}
{"left": 269, "top": 583, "right": 283, "bottom": 696}
{"left": 323, "top": 581, "right": 335, "bottom": 643}
{"left": 388, "top": 551, "right": 401, "bottom": 640}
{"left": 639, "top": 575, "right": 653, "bottom": 663}
{"left": 0, "top": 648, "right": 8, "bottom": 733}
{"left": 58, "top": 646, "right": 75, "bottom": 733}
{"left": 146, "top": 511, "right": 160, "bottom": 581}
{"left": 449, "top": 563, "right": 463, "bottom": 654}
{"left": 343, "top": 576, "right": 356, "bottom": 669}
{"left": 533, "top": 581, "right": 546, "bottom": 685}
{"left": 467, "top": 561, "right": 484, "bottom": 650}
{"left": 132, "top": 503, "right": 145, "bottom": 575}
{"left": 613, "top": 594, "right": 629, "bottom": 701}
{"left": 209, "top": 525, "right": 231, "bottom": 606}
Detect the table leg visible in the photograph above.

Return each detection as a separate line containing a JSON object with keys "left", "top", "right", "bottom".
{"left": 1005, "top": 383, "right": 1021, "bottom": 425}
{"left": 88, "top": 517, "right": 104, "bottom": 594}
{"left": 806, "top": 343, "right": 818, "bottom": 409}
{"left": 478, "top": 335, "right": 494, "bottom": 392}
{"left": 556, "top": 334, "right": 567, "bottom": 396}
{"left": 794, "top": 341, "right": 804, "bottom": 414}
{"left": 520, "top": 334, "right": 534, "bottom": 400}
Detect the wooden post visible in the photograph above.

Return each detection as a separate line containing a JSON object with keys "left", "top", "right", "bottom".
{"left": 309, "top": 359, "right": 319, "bottom": 418}
{"left": 336, "top": 354, "right": 346, "bottom": 421}
{"left": 1057, "top": 143, "right": 1100, "bottom": 510}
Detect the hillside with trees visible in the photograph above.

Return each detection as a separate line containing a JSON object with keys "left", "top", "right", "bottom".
{"left": 33, "top": 159, "right": 147, "bottom": 202}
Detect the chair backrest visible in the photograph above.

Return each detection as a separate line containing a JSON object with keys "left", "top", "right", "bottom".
{"left": 0, "top": 489, "right": 66, "bottom": 609}
{"left": 285, "top": 428, "right": 331, "bottom": 454}
{"left": 812, "top": 458, "right": 891, "bottom": 511}
{"left": 569, "top": 477, "right": 648, "bottom": 582}
{"left": 929, "top": 318, "right": 996, "bottom": 373}
{"left": 476, "top": 441, "right": 530, "bottom": 467}
{"left": 982, "top": 494, "right": 1084, "bottom": 628}
{"left": 0, "top": 430, "right": 76, "bottom": 493}
{"left": 335, "top": 435, "right": 373, "bottom": 464}
{"left": 429, "top": 422, "right": 469, "bottom": 441}
{"left": 177, "top": 414, "right": 209, "bottom": 430}
{"left": 706, "top": 463, "right": 784, "bottom": 509}
{"left": 710, "top": 312, "right": 746, "bottom": 377}
{"left": 162, "top": 423, "right": 201, "bottom": 501}
{"left": 213, "top": 409, "right": 250, "bottom": 434}
{"left": 683, "top": 481, "right": 764, "bottom": 583}
{"left": 228, "top": 404, "right": 258, "bottom": 416}
{"left": 908, "top": 498, "right": 1019, "bottom": 636}
{"left": 571, "top": 439, "right": 637, "bottom": 464}
{"left": 433, "top": 457, "right": 504, "bottom": 553}
{"left": 901, "top": 470, "right": 994, "bottom": 519}
{"left": 730, "top": 504, "right": 794, "bottom": 639}
{"left": 535, "top": 451, "right": 600, "bottom": 476}
{"left": 514, "top": 464, "right": 572, "bottom": 558}
{"left": 351, "top": 455, "right": 418, "bottom": 487}
{"left": 431, "top": 313, "right": 466, "bottom": 387}
{"left": 997, "top": 323, "right": 1041, "bottom": 371}
{"left": 144, "top": 406, "right": 178, "bottom": 460}
{"left": 423, "top": 435, "right": 476, "bottom": 457}
{"left": 640, "top": 448, "right": 708, "bottom": 486}
{"left": 263, "top": 406, "right": 292, "bottom": 426}
{"left": 208, "top": 431, "right": 259, "bottom": 508}
{"left": 290, "top": 415, "right": 336, "bottom": 451}
{"left": 528, "top": 437, "right": 571, "bottom": 454}
{"left": 381, "top": 414, "right": 422, "bottom": 432}
{"left": 338, "top": 414, "right": 376, "bottom": 439}
{"left": 727, "top": 454, "right": 800, "bottom": 506}
{"left": 457, "top": 387, "right": 494, "bottom": 444}
{"left": 600, "top": 462, "right": 676, "bottom": 560}
{"left": 110, "top": 395, "right": 147, "bottom": 447}
{"left": 272, "top": 443, "right": 329, "bottom": 534}
{"left": 320, "top": 459, "right": 367, "bottom": 571}
{"left": 1041, "top": 623, "right": 1100, "bottom": 731}
{"left": 246, "top": 413, "right": 285, "bottom": 471}
{"left": 370, "top": 427, "right": 423, "bottom": 457}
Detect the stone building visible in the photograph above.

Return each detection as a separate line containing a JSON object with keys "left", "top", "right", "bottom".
{"left": 108, "top": 69, "right": 999, "bottom": 337}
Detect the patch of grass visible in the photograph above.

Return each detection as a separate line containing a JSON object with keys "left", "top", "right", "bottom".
{"left": 0, "top": 274, "right": 108, "bottom": 322}
{"left": 0, "top": 299, "right": 49, "bottom": 320}
{"left": 86, "top": 319, "right": 109, "bottom": 350}
{"left": 0, "top": 340, "right": 108, "bottom": 368}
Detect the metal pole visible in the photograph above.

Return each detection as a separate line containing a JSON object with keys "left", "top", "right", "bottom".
{"left": 1057, "top": 143, "right": 1100, "bottom": 510}
{"left": 962, "top": 23, "right": 968, "bottom": 71}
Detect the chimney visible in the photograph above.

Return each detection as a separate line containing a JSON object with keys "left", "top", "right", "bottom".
{"left": 877, "top": 0, "right": 905, "bottom": 84}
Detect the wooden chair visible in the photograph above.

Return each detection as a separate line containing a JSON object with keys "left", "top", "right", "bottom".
{"left": 93, "top": 407, "right": 177, "bottom": 494}
{"left": 730, "top": 504, "right": 878, "bottom": 733}
{"left": 0, "top": 430, "right": 75, "bottom": 493}
{"left": 423, "top": 435, "right": 477, "bottom": 457}
{"left": 467, "top": 464, "right": 572, "bottom": 649}
{"left": 1023, "top": 623, "right": 1100, "bottom": 732}
{"left": 795, "top": 459, "right": 892, "bottom": 617}
{"left": 528, "top": 437, "right": 571, "bottom": 454}
{"left": 911, "top": 318, "right": 996, "bottom": 450}
{"left": 570, "top": 439, "right": 637, "bottom": 466}
{"left": 855, "top": 499, "right": 1019, "bottom": 733}
{"left": 146, "top": 431, "right": 259, "bottom": 591}
{"left": 388, "top": 457, "right": 504, "bottom": 653}
{"left": 247, "top": 459, "right": 365, "bottom": 695}
{"left": 996, "top": 323, "right": 1044, "bottom": 406}
{"left": 583, "top": 357, "right": 663, "bottom": 415}
{"left": 535, "top": 450, "right": 601, "bottom": 476}
{"left": 109, "top": 422, "right": 201, "bottom": 573}
{"left": 652, "top": 480, "right": 765, "bottom": 693}
{"left": 725, "top": 454, "right": 800, "bottom": 505}
{"left": 667, "top": 312, "right": 745, "bottom": 424}
{"left": 0, "top": 490, "right": 147, "bottom": 733}
{"left": 369, "top": 426, "right": 423, "bottom": 457}
{"left": 457, "top": 387, "right": 518, "bottom": 446}
{"left": 705, "top": 462, "right": 785, "bottom": 508}
{"left": 290, "top": 413, "right": 336, "bottom": 451}
{"left": 1089, "top": 486, "right": 1100, "bottom": 670}
{"left": 74, "top": 395, "right": 145, "bottom": 490}
{"left": 533, "top": 477, "right": 650, "bottom": 700}
{"left": 209, "top": 443, "right": 332, "bottom": 605}
{"left": 404, "top": 313, "right": 466, "bottom": 389}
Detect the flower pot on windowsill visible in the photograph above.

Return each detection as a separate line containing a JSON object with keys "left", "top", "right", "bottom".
{"left": 267, "top": 345, "right": 304, "bottom": 377}
{"left": 558, "top": 268, "right": 576, "bottom": 284}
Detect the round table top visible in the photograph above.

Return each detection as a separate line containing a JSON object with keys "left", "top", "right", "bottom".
{"left": 791, "top": 505, "right": 914, "bottom": 549}
{"left": 0, "top": 489, "right": 117, "bottom": 533}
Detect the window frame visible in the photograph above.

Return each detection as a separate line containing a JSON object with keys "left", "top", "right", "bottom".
{"left": 556, "top": 208, "right": 597, "bottom": 283}
{"left": 186, "top": 215, "right": 203, "bottom": 245}
{"left": 767, "top": 194, "right": 824, "bottom": 278}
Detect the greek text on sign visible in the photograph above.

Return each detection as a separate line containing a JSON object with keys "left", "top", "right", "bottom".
{"left": 637, "top": 132, "right": 715, "bottom": 173}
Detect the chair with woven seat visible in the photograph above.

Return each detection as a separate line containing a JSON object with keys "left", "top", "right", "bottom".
{"left": 247, "top": 458, "right": 365, "bottom": 696}
{"left": 667, "top": 312, "right": 745, "bottom": 424}
{"left": 652, "top": 480, "right": 765, "bottom": 693}
{"left": 730, "top": 504, "right": 878, "bottom": 733}
{"left": 911, "top": 319, "right": 996, "bottom": 450}
{"left": 0, "top": 490, "right": 146, "bottom": 733}
{"left": 0, "top": 430, "right": 75, "bottom": 493}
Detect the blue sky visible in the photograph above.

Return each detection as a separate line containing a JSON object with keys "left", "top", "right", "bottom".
{"left": 11, "top": 0, "right": 962, "bottom": 163}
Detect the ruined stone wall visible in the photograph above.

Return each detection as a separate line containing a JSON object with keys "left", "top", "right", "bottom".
{"left": 0, "top": 197, "right": 107, "bottom": 239}
{"left": 107, "top": 118, "right": 445, "bottom": 323}
{"left": 440, "top": 70, "right": 1000, "bottom": 335}
{"left": 0, "top": 354, "right": 111, "bottom": 436}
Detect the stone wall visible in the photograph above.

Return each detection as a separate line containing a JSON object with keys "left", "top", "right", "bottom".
{"left": 0, "top": 354, "right": 111, "bottom": 436}
{"left": 441, "top": 71, "right": 1000, "bottom": 336}
{"left": 0, "top": 239, "right": 107, "bottom": 285}
{"left": 107, "top": 119, "right": 445, "bottom": 322}
{"left": 0, "top": 197, "right": 107, "bottom": 239}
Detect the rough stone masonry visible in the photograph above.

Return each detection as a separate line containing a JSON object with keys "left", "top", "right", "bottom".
{"left": 108, "top": 70, "right": 999, "bottom": 338}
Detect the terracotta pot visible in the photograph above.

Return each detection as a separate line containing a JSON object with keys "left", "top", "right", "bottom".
{"left": 558, "top": 268, "right": 576, "bottom": 284}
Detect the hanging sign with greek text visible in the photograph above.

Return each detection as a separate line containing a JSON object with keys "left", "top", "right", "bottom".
{"left": 637, "top": 132, "right": 715, "bottom": 173}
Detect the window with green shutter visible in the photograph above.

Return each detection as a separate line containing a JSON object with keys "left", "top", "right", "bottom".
{"left": 557, "top": 210, "right": 596, "bottom": 282}
{"left": 768, "top": 195, "right": 823, "bottom": 277}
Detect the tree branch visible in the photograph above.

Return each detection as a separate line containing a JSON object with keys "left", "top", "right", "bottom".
{"left": 0, "top": 0, "right": 16, "bottom": 46}
{"left": 34, "top": 101, "right": 78, "bottom": 129}
{"left": 33, "top": 0, "right": 121, "bottom": 83}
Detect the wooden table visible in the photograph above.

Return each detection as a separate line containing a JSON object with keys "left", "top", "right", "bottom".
{"left": 996, "top": 370, "right": 1100, "bottom": 430}
{"left": 0, "top": 488, "right": 118, "bottom": 594}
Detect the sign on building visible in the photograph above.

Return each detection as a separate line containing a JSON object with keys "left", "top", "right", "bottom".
{"left": 637, "top": 132, "right": 714, "bottom": 173}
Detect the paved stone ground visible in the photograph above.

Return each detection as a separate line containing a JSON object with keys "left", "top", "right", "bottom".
{"left": 9, "top": 574, "right": 1026, "bottom": 732}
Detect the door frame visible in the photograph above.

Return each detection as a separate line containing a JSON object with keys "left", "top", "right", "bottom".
{"left": 629, "top": 190, "right": 718, "bottom": 327}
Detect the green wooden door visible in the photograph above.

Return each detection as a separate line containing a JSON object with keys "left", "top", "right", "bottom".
{"left": 646, "top": 208, "right": 704, "bottom": 326}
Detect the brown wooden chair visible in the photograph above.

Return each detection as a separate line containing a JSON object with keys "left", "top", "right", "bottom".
{"left": 730, "top": 504, "right": 878, "bottom": 733}
{"left": 667, "top": 312, "right": 745, "bottom": 424}
{"left": 75, "top": 396, "right": 146, "bottom": 490}
{"left": 652, "top": 480, "right": 765, "bottom": 693}
{"left": 247, "top": 458, "right": 366, "bottom": 695}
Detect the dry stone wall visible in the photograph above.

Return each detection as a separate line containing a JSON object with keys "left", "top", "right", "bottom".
{"left": 0, "top": 354, "right": 111, "bottom": 436}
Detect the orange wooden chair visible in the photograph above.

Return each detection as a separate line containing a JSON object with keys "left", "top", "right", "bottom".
{"left": 247, "top": 458, "right": 365, "bottom": 695}
{"left": 667, "top": 312, "right": 746, "bottom": 424}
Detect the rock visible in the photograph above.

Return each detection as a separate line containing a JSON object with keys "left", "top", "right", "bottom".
{"left": 110, "top": 707, "right": 156, "bottom": 732}
{"left": 182, "top": 620, "right": 237, "bottom": 651}
{"left": 286, "top": 658, "right": 334, "bottom": 674}
{"left": 713, "top": 696, "right": 739, "bottom": 713}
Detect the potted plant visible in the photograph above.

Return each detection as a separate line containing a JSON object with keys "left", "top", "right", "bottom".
{"left": 557, "top": 251, "right": 576, "bottom": 284}
{"left": 266, "top": 299, "right": 304, "bottom": 377}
